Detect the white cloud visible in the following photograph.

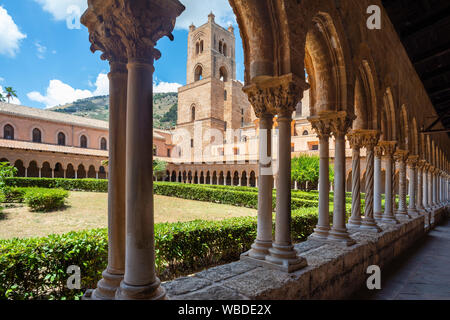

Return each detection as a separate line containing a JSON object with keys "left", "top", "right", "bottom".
{"left": 0, "top": 77, "right": 4, "bottom": 82}
{"left": 27, "top": 75, "right": 182, "bottom": 108}
{"left": 154, "top": 81, "right": 182, "bottom": 93}
{"left": 92, "top": 73, "right": 109, "bottom": 96}
{"left": 34, "top": 0, "right": 87, "bottom": 21}
{"left": 176, "top": 0, "right": 236, "bottom": 30}
{"left": 0, "top": 85, "right": 21, "bottom": 105}
{"left": 35, "top": 41, "right": 47, "bottom": 59}
{"left": 0, "top": 6, "right": 27, "bottom": 57}
{"left": 27, "top": 80, "right": 93, "bottom": 108}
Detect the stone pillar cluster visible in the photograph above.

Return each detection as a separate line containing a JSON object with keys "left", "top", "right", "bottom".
{"left": 242, "top": 74, "right": 308, "bottom": 272}
{"left": 81, "top": 0, "right": 185, "bottom": 300}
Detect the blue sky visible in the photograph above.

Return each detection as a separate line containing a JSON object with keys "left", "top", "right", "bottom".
{"left": 0, "top": 0, "right": 245, "bottom": 109}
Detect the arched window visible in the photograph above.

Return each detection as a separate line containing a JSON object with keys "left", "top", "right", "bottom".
{"left": 57, "top": 132, "right": 65, "bottom": 146}
{"left": 32, "top": 128, "right": 42, "bottom": 143}
{"left": 219, "top": 67, "right": 228, "bottom": 82}
{"left": 196, "top": 42, "right": 199, "bottom": 55}
{"left": 194, "top": 65, "right": 203, "bottom": 81}
{"left": 223, "top": 43, "right": 227, "bottom": 56}
{"left": 219, "top": 41, "right": 223, "bottom": 54}
{"left": 100, "top": 137, "right": 107, "bottom": 150}
{"left": 191, "top": 106, "right": 196, "bottom": 121}
{"left": 200, "top": 40, "right": 204, "bottom": 53}
{"left": 224, "top": 90, "right": 227, "bottom": 101}
{"left": 303, "top": 130, "right": 309, "bottom": 136}
{"left": 3, "top": 124, "right": 14, "bottom": 140}
{"left": 80, "top": 135, "right": 87, "bottom": 148}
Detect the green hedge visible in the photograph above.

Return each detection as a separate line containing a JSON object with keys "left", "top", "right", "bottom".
{"left": 4, "top": 178, "right": 108, "bottom": 192}
{"left": 154, "top": 182, "right": 319, "bottom": 210}
{"left": 2, "top": 186, "right": 27, "bottom": 203}
{"left": 24, "top": 188, "right": 68, "bottom": 212}
{"left": 0, "top": 208, "right": 318, "bottom": 300}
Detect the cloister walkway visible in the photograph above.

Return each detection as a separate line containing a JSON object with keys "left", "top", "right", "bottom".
{"left": 353, "top": 218, "right": 450, "bottom": 300}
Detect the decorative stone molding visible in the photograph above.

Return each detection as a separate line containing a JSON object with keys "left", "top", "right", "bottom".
{"left": 243, "top": 73, "right": 309, "bottom": 118}
{"left": 81, "top": 0, "right": 185, "bottom": 62}
{"left": 307, "top": 111, "right": 336, "bottom": 140}
{"left": 360, "top": 130, "right": 381, "bottom": 150}
{"left": 394, "top": 149, "right": 410, "bottom": 163}
{"left": 379, "top": 141, "right": 397, "bottom": 158}
{"left": 329, "top": 111, "right": 356, "bottom": 138}
{"left": 374, "top": 145, "right": 383, "bottom": 157}
{"left": 407, "top": 155, "right": 419, "bottom": 167}
{"left": 347, "top": 129, "right": 366, "bottom": 149}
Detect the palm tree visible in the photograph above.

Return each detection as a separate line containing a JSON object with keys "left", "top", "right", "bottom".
{"left": 0, "top": 93, "right": 5, "bottom": 102}
{"left": 4, "top": 87, "right": 17, "bottom": 103}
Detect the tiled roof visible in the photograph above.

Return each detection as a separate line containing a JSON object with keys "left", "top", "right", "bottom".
{"left": 0, "top": 138, "right": 108, "bottom": 157}
{"left": 0, "top": 102, "right": 109, "bottom": 130}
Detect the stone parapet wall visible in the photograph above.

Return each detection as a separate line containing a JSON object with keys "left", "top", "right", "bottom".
{"left": 163, "top": 207, "right": 449, "bottom": 300}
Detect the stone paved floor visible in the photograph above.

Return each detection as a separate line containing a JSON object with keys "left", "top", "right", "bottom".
{"left": 352, "top": 218, "right": 450, "bottom": 300}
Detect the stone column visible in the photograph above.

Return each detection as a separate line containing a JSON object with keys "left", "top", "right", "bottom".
{"left": 379, "top": 141, "right": 399, "bottom": 224}
{"left": 328, "top": 111, "right": 355, "bottom": 245}
{"left": 91, "top": 60, "right": 128, "bottom": 300}
{"left": 245, "top": 115, "right": 274, "bottom": 260}
{"left": 407, "top": 155, "right": 419, "bottom": 216}
{"left": 423, "top": 164, "right": 429, "bottom": 210}
{"left": 25, "top": 167, "right": 28, "bottom": 178}
{"left": 38, "top": 167, "right": 42, "bottom": 178}
{"left": 416, "top": 160, "right": 425, "bottom": 211}
{"left": 51, "top": 169, "right": 54, "bottom": 178}
{"left": 238, "top": 176, "right": 242, "bottom": 186}
{"left": 360, "top": 131, "right": 381, "bottom": 231}
{"left": 294, "top": 180, "right": 298, "bottom": 190}
{"left": 428, "top": 166, "right": 433, "bottom": 209}
{"left": 347, "top": 130, "right": 365, "bottom": 228}
{"left": 96, "top": 171, "right": 99, "bottom": 179}
{"left": 308, "top": 112, "right": 333, "bottom": 239}
{"left": 75, "top": 171, "right": 78, "bottom": 179}
{"left": 394, "top": 150, "right": 410, "bottom": 218}
{"left": 374, "top": 146, "right": 383, "bottom": 220}
{"left": 432, "top": 168, "right": 437, "bottom": 207}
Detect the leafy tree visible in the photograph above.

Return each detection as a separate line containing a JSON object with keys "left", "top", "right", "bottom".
{"left": 0, "top": 162, "right": 17, "bottom": 189}
{"left": 0, "top": 93, "right": 5, "bottom": 102}
{"left": 291, "top": 155, "right": 334, "bottom": 190}
{"left": 4, "top": 87, "right": 17, "bottom": 104}
{"left": 153, "top": 159, "right": 167, "bottom": 180}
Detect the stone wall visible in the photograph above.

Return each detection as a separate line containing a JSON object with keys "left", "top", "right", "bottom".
{"left": 162, "top": 207, "right": 449, "bottom": 300}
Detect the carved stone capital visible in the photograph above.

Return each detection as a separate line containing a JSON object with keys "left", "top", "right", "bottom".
{"left": 243, "top": 74, "right": 309, "bottom": 118}
{"left": 406, "top": 155, "right": 419, "bottom": 168}
{"left": 417, "top": 160, "right": 427, "bottom": 169}
{"left": 379, "top": 141, "right": 397, "bottom": 158}
{"left": 374, "top": 145, "right": 383, "bottom": 157}
{"left": 329, "top": 111, "right": 356, "bottom": 138}
{"left": 347, "top": 129, "right": 366, "bottom": 149}
{"left": 394, "top": 149, "right": 409, "bottom": 163}
{"left": 307, "top": 111, "right": 337, "bottom": 140}
{"left": 81, "top": 0, "right": 185, "bottom": 62}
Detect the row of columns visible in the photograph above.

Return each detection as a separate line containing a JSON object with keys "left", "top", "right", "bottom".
{"left": 20, "top": 167, "right": 103, "bottom": 179}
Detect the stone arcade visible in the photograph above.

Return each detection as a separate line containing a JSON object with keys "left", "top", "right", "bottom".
{"left": 81, "top": 0, "right": 450, "bottom": 300}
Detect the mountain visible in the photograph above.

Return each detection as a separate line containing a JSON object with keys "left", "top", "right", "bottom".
{"left": 49, "top": 92, "right": 178, "bottom": 129}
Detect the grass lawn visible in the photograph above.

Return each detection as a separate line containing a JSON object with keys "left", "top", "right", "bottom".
{"left": 0, "top": 191, "right": 256, "bottom": 240}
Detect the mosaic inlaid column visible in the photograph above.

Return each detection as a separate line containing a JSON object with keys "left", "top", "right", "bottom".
{"left": 416, "top": 160, "right": 424, "bottom": 212}
{"left": 328, "top": 112, "right": 355, "bottom": 245}
{"left": 394, "top": 149, "right": 410, "bottom": 218}
{"left": 379, "top": 141, "right": 399, "bottom": 224}
{"left": 423, "top": 163, "right": 429, "bottom": 210}
{"left": 347, "top": 130, "right": 365, "bottom": 228}
{"left": 428, "top": 165, "right": 433, "bottom": 210}
{"left": 361, "top": 131, "right": 381, "bottom": 231}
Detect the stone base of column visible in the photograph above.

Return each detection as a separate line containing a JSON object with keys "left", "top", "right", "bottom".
{"left": 360, "top": 217, "right": 382, "bottom": 232}
{"left": 307, "top": 225, "right": 330, "bottom": 240}
{"left": 407, "top": 208, "right": 419, "bottom": 217}
{"left": 244, "top": 240, "right": 272, "bottom": 260}
{"left": 381, "top": 215, "right": 400, "bottom": 224}
{"left": 347, "top": 216, "right": 362, "bottom": 229}
{"left": 395, "top": 210, "right": 411, "bottom": 219}
{"left": 85, "top": 270, "right": 123, "bottom": 300}
{"left": 241, "top": 245, "right": 307, "bottom": 273}
{"left": 327, "top": 228, "right": 356, "bottom": 246}
{"left": 374, "top": 211, "right": 383, "bottom": 220}
{"left": 115, "top": 278, "right": 166, "bottom": 300}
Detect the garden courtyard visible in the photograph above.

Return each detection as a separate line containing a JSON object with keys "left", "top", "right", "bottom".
{"left": 0, "top": 192, "right": 257, "bottom": 240}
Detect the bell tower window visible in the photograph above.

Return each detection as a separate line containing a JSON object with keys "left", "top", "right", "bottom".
{"left": 194, "top": 65, "right": 203, "bottom": 81}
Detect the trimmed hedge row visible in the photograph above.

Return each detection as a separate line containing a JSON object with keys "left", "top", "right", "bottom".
{"left": 4, "top": 178, "right": 107, "bottom": 192}
{"left": 0, "top": 208, "right": 318, "bottom": 300}
{"left": 1, "top": 187, "right": 69, "bottom": 212}
{"left": 154, "top": 182, "right": 319, "bottom": 210}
